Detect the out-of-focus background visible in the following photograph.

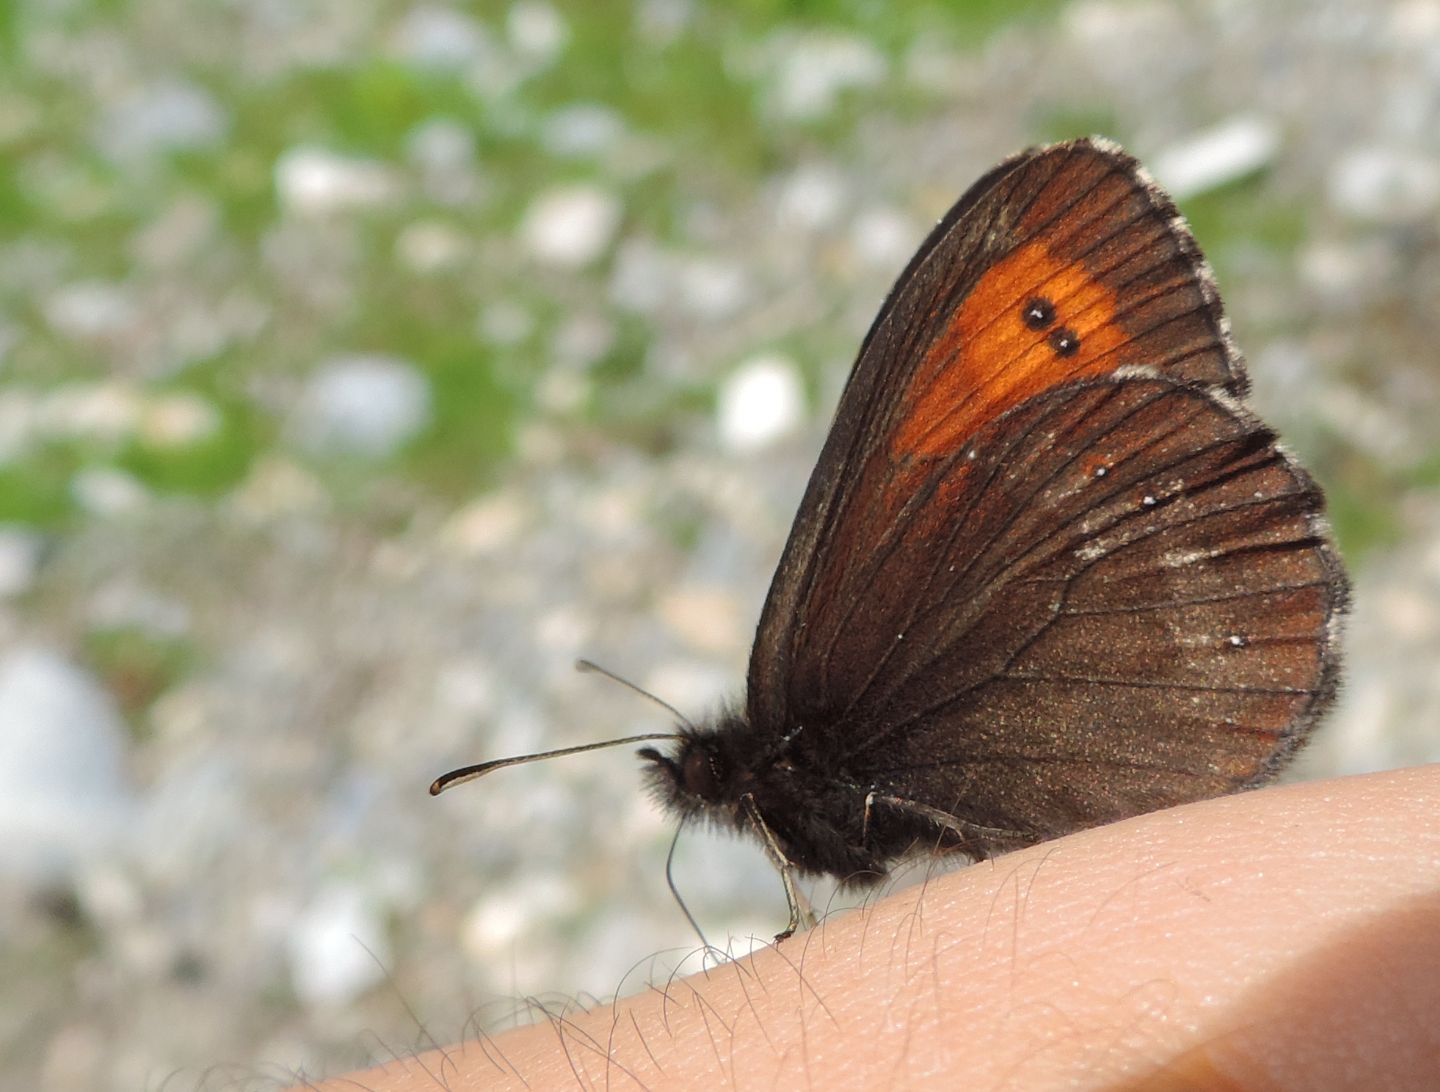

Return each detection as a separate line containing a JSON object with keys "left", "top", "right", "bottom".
{"left": 2, "top": 1, "right": 1438, "bottom": 1087}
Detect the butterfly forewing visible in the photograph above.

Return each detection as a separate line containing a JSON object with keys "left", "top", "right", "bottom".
{"left": 745, "top": 138, "right": 1347, "bottom": 858}
{"left": 750, "top": 140, "right": 1248, "bottom": 730}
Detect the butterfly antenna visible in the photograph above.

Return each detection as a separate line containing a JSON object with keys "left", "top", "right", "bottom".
{"left": 575, "top": 658, "right": 697, "bottom": 731}
{"left": 429, "top": 661, "right": 694, "bottom": 796}
{"left": 428, "top": 729, "right": 684, "bottom": 796}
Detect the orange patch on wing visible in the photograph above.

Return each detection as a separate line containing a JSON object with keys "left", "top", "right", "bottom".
{"left": 892, "top": 242, "right": 1130, "bottom": 461}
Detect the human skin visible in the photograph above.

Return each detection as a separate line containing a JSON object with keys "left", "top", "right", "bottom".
{"left": 305, "top": 763, "right": 1440, "bottom": 1091}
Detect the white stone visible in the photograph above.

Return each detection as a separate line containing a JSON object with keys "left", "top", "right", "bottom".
{"left": 541, "top": 103, "right": 625, "bottom": 158}
{"left": 508, "top": 1, "right": 569, "bottom": 63}
{"left": 286, "top": 882, "right": 390, "bottom": 1007}
{"left": 717, "top": 353, "right": 805, "bottom": 453}
{"left": 677, "top": 256, "right": 748, "bottom": 319}
{"left": 520, "top": 184, "right": 622, "bottom": 269}
{"left": 851, "top": 206, "right": 917, "bottom": 268}
{"left": 552, "top": 312, "right": 616, "bottom": 367}
{"left": 658, "top": 585, "right": 747, "bottom": 654}
{"left": 535, "top": 368, "right": 588, "bottom": 416}
{"left": 0, "top": 529, "right": 42, "bottom": 598}
{"left": 1151, "top": 116, "right": 1280, "bottom": 200}
{"left": 40, "top": 381, "right": 141, "bottom": 443}
{"left": 0, "top": 390, "right": 36, "bottom": 462}
{"left": 1387, "top": 0, "right": 1440, "bottom": 41}
{"left": 98, "top": 80, "right": 227, "bottom": 162}
{"left": 405, "top": 117, "right": 477, "bottom": 171}
{"left": 43, "top": 281, "right": 136, "bottom": 341}
{"left": 392, "top": 5, "right": 488, "bottom": 68}
{"left": 87, "top": 583, "right": 190, "bottom": 638}
{"left": 229, "top": 456, "right": 329, "bottom": 521}
{"left": 71, "top": 467, "right": 148, "bottom": 516}
{"left": 0, "top": 648, "right": 134, "bottom": 884}
{"left": 292, "top": 355, "right": 432, "bottom": 459}
{"left": 768, "top": 33, "right": 886, "bottom": 120}
{"left": 534, "top": 605, "right": 592, "bottom": 656}
{"left": 275, "top": 147, "right": 398, "bottom": 216}
{"left": 406, "top": 117, "right": 480, "bottom": 205}
{"left": 477, "top": 299, "right": 536, "bottom": 346}
{"left": 440, "top": 492, "right": 529, "bottom": 555}
{"left": 128, "top": 751, "right": 248, "bottom": 890}
{"left": 1298, "top": 238, "right": 1396, "bottom": 300}
{"left": 463, "top": 873, "right": 577, "bottom": 954}
{"left": 776, "top": 164, "right": 848, "bottom": 231}
{"left": 636, "top": 0, "right": 694, "bottom": 44}
{"left": 434, "top": 659, "right": 498, "bottom": 717}
{"left": 608, "top": 238, "right": 670, "bottom": 313}
{"left": 395, "top": 220, "right": 467, "bottom": 272}
{"left": 1329, "top": 146, "right": 1440, "bottom": 222}
{"left": 642, "top": 659, "right": 732, "bottom": 723}
{"left": 139, "top": 392, "right": 221, "bottom": 447}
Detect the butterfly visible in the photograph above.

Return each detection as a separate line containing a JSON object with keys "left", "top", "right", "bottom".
{"left": 433, "top": 138, "right": 1349, "bottom": 940}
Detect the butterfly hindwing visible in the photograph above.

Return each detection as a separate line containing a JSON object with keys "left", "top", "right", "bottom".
{"left": 825, "top": 376, "right": 1344, "bottom": 850}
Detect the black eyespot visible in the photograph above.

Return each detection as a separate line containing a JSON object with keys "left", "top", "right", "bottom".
{"left": 1049, "top": 327, "right": 1080, "bottom": 357}
{"left": 1022, "top": 296, "right": 1055, "bottom": 329}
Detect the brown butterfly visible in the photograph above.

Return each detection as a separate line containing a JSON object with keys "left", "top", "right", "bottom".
{"left": 434, "top": 138, "right": 1349, "bottom": 940}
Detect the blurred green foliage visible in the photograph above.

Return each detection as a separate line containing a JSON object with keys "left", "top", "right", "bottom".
{"left": 82, "top": 624, "right": 200, "bottom": 729}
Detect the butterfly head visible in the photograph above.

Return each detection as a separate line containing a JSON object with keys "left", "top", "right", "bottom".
{"left": 639, "top": 709, "right": 761, "bottom": 821}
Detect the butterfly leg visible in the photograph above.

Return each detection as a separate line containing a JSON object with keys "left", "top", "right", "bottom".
{"left": 869, "top": 793, "right": 1028, "bottom": 855}
{"left": 740, "top": 793, "right": 817, "bottom": 941}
